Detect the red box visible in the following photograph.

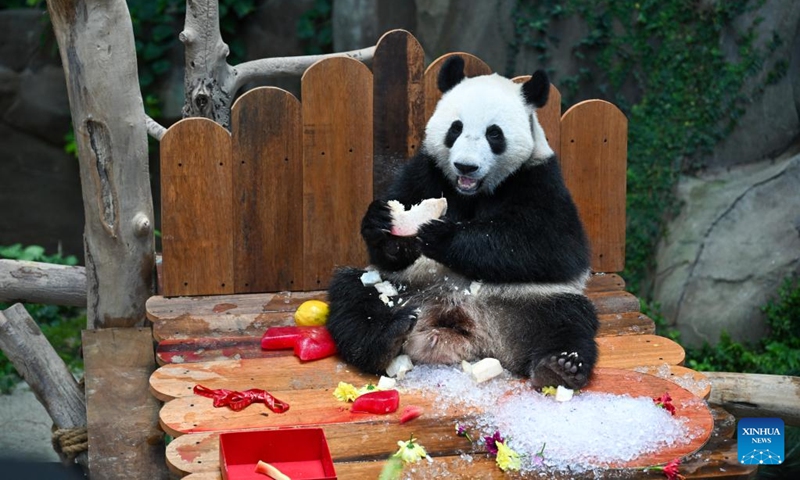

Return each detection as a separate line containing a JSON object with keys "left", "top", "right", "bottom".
{"left": 219, "top": 428, "right": 337, "bottom": 480}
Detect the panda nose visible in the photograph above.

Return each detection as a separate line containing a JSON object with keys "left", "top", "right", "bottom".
{"left": 454, "top": 163, "right": 479, "bottom": 174}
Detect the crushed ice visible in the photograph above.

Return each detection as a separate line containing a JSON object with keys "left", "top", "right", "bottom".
{"left": 400, "top": 364, "right": 699, "bottom": 474}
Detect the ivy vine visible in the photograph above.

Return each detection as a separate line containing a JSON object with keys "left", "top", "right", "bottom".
{"left": 510, "top": 0, "right": 785, "bottom": 295}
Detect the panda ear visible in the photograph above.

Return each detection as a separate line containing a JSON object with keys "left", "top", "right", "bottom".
{"left": 522, "top": 70, "right": 550, "bottom": 108}
{"left": 437, "top": 56, "right": 466, "bottom": 93}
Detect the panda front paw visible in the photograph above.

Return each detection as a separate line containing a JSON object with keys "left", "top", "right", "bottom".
{"left": 362, "top": 200, "right": 422, "bottom": 271}
{"left": 531, "top": 351, "right": 591, "bottom": 390}
{"left": 417, "top": 217, "right": 457, "bottom": 261}
{"left": 361, "top": 200, "right": 394, "bottom": 243}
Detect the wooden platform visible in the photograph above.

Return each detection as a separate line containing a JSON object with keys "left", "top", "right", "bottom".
{"left": 146, "top": 277, "right": 754, "bottom": 479}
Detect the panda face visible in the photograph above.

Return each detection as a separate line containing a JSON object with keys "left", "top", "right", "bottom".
{"left": 423, "top": 67, "right": 553, "bottom": 196}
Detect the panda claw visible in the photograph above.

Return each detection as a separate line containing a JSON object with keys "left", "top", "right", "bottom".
{"left": 532, "top": 351, "right": 591, "bottom": 390}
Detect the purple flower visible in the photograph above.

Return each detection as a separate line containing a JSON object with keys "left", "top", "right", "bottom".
{"left": 531, "top": 442, "right": 546, "bottom": 467}
{"left": 455, "top": 423, "right": 473, "bottom": 442}
{"left": 484, "top": 431, "right": 504, "bottom": 456}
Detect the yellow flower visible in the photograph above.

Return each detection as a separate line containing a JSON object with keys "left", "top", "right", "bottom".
{"left": 333, "top": 381, "right": 359, "bottom": 402}
{"left": 541, "top": 386, "right": 557, "bottom": 396}
{"left": 495, "top": 441, "right": 521, "bottom": 472}
{"left": 394, "top": 435, "right": 427, "bottom": 464}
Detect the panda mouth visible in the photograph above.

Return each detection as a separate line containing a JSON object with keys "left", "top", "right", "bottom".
{"left": 456, "top": 176, "right": 480, "bottom": 193}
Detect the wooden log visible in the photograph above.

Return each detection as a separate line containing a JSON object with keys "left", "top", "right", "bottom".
{"left": 0, "top": 303, "right": 87, "bottom": 468}
{"left": 705, "top": 372, "right": 800, "bottom": 426}
{"left": 82, "top": 327, "right": 169, "bottom": 480}
{"left": 0, "top": 260, "right": 87, "bottom": 307}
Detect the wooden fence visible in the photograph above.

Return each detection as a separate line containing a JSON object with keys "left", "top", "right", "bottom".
{"left": 159, "top": 29, "right": 627, "bottom": 297}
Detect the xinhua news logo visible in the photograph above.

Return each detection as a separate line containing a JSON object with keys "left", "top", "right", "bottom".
{"left": 738, "top": 417, "right": 784, "bottom": 465}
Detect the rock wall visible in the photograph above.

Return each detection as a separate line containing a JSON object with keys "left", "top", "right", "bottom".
{"left": 653, "top": 150, "right": 800, "bottom": 346}
{"left": 0, "top": 9, "right": 84, "bottom": 259}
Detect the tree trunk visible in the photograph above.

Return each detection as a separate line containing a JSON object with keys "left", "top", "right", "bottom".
{"left": 705, "top": 371, "right": 800, "bottom": 427}
{"left": 180, "top": 0, "right": 235, "bottom": 126}
{"left": 47, "top": 0, "right": 154, "bottom": 329}
{"left": 180, "top": 0, "right": 376, "bottom": 130}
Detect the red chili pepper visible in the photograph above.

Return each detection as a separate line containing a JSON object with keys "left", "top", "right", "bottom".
{"left": 399, "top": 405, "right": 423, "bottom": 424}
{"left": 193, "top": 385, "right": 290, "bottom": 413}
{"left": 261, "top": 326, "right": 338, "bottom": 361}
{"left": 351, "top": 389, "right": 400, "bottom": 414}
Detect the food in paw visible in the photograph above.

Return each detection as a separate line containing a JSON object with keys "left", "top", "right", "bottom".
{"left": 388, "top": 198, "right": 448, "bottom": 236}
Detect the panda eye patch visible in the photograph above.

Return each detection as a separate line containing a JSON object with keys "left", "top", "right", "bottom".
{"left": 485, "top": 124, "right": 506, "bottom": 154}
{"left": 444, "top": 120, "right": 463, "bottom": 148}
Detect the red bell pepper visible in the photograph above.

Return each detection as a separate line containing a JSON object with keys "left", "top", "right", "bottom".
{"left": 261, "top": 326, "right": 307, "bottom": 350}
{"left": 294, "top": 329, "right": 338, "bottom": 361}
{"left": 399, "top": 405, "right": 423, "bottom": 424}
{"left": 261, "top": 326, "right": 337, "bottom": 361}
{"left": 351, "top": 389, "right": 400, "bottom": 414}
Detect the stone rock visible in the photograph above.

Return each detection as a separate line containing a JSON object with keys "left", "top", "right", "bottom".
{"left": 0, "top": 123, "right": 85, "bottom": 259}
{"left": 2, "top": 65, "right": 71, "bottom": 145}
{"left": 0, "top": 382, "right": 61, "bottom": 462}
{"left": 707, "top": 0, "right": 800, "bottom": 168}
{"left": 653, "top": 151, "right": 800, "bottom": 347}
{"left": 415, "top": 0, "right": 515, "bottom": 70}
{"left": 0, "top": 9, "right": 45, "bottom": 73}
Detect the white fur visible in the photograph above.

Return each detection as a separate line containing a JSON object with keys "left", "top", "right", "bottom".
{"left": 422, "top": 74, "right": 554, "bottom": 194}
{"left": 385, "top": 256, "right": 589, "bottom": 302}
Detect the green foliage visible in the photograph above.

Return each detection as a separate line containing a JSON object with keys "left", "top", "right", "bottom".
{"left": 0, "top": 245, "right": 85, "bottom": 394}
{"left": 511, "top": 0, "right": 783, "bottom": 294}
{"left": 296, "top": 0, "right": 333, "bottom": 55}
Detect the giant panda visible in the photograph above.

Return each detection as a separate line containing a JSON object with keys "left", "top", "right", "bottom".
{"left": 326, "top": 56, "right": 598, "bottom": 389}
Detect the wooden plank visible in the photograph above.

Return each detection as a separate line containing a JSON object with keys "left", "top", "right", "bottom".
{"left": 152, "top": 310, "right": 655, "bottom": 365}
{"left": 231, "top": 87, "right": 303, "bottom": 293}
{"left": 634, "top": 364, "right": 711, "bottom": 399}
{"left": 301, "top": 57, "right": 373, "bottom": 290}
{"left": 165, "top": 404, "right": 741, "bottom": 478}
{"left": 174, "top": 445, "right": 757, "bottom": 480}
{"left": 161, "top": 118, "right": 234, "bottom": 296}
{"left": 591, "top": 290, "right": 640, "bottom": 314}
{"left": 158, "top": 368, "right": 711, "bottom": 472}
{"left": 372, "top": 29, "right": 425, "bottom": 197}
{"left": 147, "top": 279, "right": 630, "bottom": 342}
{"left": 513, "top": 78, "right": 561, "bottom": 158}
{"left": 597, "top": 335, "right": 685, "bottom": 368}
{"left": 586, "top": 273, "right": 625, "bottom": 292}
{"left": 83, "top": 327, "right": 169, "bottom": 480}
{"left": 147, "top": 291, "right": 325, "bottom": 342}
{"left": 560, "top": 100, "right": 628, "bottom": 273}
{"left": 423, "top": 52, "right": 492, "bottom": 122}
{"left": 149, "top": 298, "right": 646, "bottom": 351}
{"left": 150, "top": 336, "right": 684, "bottom": 403}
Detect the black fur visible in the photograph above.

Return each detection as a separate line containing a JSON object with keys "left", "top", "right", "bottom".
{"left": 437, "top": 56, "right": 466, "bottom": 93}
{"left": 326, "top": 66, "right": 598, "bottom": 388}
{"left": 485, "top": 124, "right": 506, "bottom": 154}
{"left": 444, "top": 120, "right": 463, "bottom": 148}
{"left": 327, "top": 267, "right": 419, "bottom": 373}
{"left": 327, "top": 150, "right": 599, "bottom": 388}
{"left": 522, "top": 70, "right": 550, "bottom": 108}
{"left": 392, "top": 152, "right": 590, "bottom": 283}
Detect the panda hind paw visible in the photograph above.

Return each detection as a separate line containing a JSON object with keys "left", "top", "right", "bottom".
{"left": 532, "top": 351, "right": 590, "bottom": 390}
